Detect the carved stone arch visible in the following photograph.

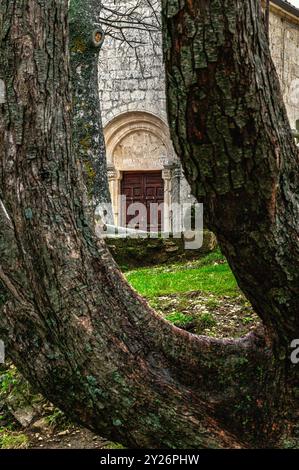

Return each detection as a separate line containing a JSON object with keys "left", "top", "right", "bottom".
{"left": 103, "top": 111, "right": 180, "bottom": 226}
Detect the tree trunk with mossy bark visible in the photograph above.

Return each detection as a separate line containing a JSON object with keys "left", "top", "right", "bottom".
{"left": 0, "top": 0, "right": 298, "bottom": 448}
{"left": 69, "top": 0, "right": 110, "bottom": 206}
{"left": 162, "top": 0, "right": 299, "bottom": 348}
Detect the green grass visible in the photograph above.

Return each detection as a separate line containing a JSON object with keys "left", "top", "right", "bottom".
{"left": 165, "top": 312, "right": 194, "bottom": 327}
{"left": 197, "top": 312, "right": 217, "bottom": 330}
{"left": 106, "top": 442, "right": 126, "bottom": 449}
{"left": 126, "top": 250, "right": 238, "bottom": 298}
{"left": 0, "top": 429, "right": 28, "bottom": 449}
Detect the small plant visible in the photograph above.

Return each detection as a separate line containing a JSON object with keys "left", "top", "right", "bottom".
{"left": 0, "top": 366, "right": 18, "bottom": 396}
{"left": 205, "top": 298, "right": 219, "bottom": 310}
{"left": 197, "top": 312, "right": 217, "bottom": 330}
{"left": 165, "top": 312, "right": 194, "bottom": 327}
{"left": 107, "top": 442, "right": 125, "bottom": 449}
{"left": 282, "top": 438, "right": 298, "bottom": 449}
{"left": 0, "top": 428, "right": 28, "bottom": 449}
{"left": 45, "top": 408, "right": 73, "bottom": 430}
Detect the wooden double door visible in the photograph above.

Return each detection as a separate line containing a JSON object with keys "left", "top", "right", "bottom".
{"left": 121, "top": 171, "right": 164, "bottom": 231}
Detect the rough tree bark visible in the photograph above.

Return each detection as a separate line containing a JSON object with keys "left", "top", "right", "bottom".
{"left": 69, "top": 0, "right": 110, "bottom": 205}
{"left": 0, "top": 0, "right": 297, "bottom": 449}
{"left": 162, "top": 0, "right": 299, "bottom": 348}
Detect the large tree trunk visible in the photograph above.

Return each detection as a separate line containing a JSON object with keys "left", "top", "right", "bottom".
{"left": 69, "top": 0, "right": 111, "bottom": 206}
{"left": 0, "top": 0, "right": 297, "bottom": 448}
{"left": 162, "top": 0, "right": 299, "bottom": 348}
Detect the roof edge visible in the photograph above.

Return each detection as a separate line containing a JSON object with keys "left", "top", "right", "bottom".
{"left": 270, "top": 0, "right": 299, "bottom": 23}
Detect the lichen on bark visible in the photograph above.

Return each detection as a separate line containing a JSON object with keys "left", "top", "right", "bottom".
{"left": 69, "top": 0, "right": 110, "bottom": 206}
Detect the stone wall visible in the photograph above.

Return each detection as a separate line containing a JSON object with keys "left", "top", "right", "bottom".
{"left": 99, "top": 1, "right": 299, "bottom": 131}
{"left": 269, "top": 4, "right": 299, "bottom": 129}
{"left": 106, "top": 231, "right": 217, "bottom": 269}
{"left": 98, "top": 0, "right": 166, "bottom": 127}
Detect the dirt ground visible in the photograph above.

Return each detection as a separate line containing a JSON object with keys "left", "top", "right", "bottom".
{"left": 27, "top": 426, "right": 113, "bottom": 449}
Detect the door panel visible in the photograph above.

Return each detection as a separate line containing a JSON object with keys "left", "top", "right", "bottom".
{"left": 121, "top": 172, "right": 164, "bottom": 231}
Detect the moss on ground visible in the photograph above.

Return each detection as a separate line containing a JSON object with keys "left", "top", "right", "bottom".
{"left": 0, "top": 429, "right": 28, "bottom": 449}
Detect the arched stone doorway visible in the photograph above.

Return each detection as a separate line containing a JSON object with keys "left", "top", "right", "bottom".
{"left": 104, "top": 111, "right": 181, "bottom": 227}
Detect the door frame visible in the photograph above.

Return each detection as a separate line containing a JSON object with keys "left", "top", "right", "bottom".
{"left": 120, "top": 170, "right": 164, "bottom": 230}
{"left": 108, "top": 165, "right": 179, "bottom": 229}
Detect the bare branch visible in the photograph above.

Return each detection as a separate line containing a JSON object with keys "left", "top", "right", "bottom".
{"left": 96, "top": 0, "right": 161, "bottom": 66}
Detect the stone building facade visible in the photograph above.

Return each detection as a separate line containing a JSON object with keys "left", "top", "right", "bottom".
{"left": 269, "top": 0, "right": 299, "bottom": 127}
{"left": 98, "top": 0, "right": 299, "bottom": 227}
